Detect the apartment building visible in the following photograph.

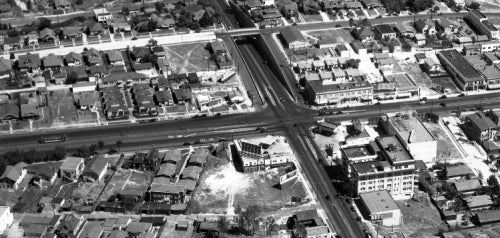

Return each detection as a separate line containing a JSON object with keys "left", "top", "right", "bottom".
{"left": 348, "top": 136, "right": 417, "bottom": 200}
{"left": 466, "top": 10, "right": 499, "bottom": 40}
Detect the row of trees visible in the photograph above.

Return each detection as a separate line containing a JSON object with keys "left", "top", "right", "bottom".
{"left": 381, "top": 0, "right": 435, "bottom": 13}
{"left": 0, "top": 146, "right": 67, "bottom": 176}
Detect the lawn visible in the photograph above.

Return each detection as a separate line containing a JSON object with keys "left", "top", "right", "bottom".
{"left": 163, "top": 42, "right": 218, "bottom": 74}
{"left": 47, "top": 89, "right": 78, "bottom": 127}
{"left": 306, "top": 28, "right": 355, "bottom": 44}
{"left": 301, "top": 13, "right": 324, "bottom": 23}
{"left": 423, "top": 121, "right": 463, "bottom": 163}
{"left": 398, "top": 60, "right": 434, "bottom": 88}
{"left": 395, "top": 195, "right": 446, "bottom": 238}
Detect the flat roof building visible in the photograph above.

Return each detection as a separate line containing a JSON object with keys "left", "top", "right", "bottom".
{"left": 438, "top": 49, "right": 485, "bottom": 91}
{"left": 380, "top": 111, "right": 437, "bottom": 164}
{"left": 359, "top": 190, "right": 401, "bottom": 226}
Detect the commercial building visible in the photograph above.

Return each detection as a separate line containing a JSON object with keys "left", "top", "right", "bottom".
{"left": 466, "top": 10, "right": 499, "bottom": 40}
{"left": 438, "top": 50, "right": 485, "bottom": 91}
{"left": 305, "top": 78, "right": 373, "bottom": 105}
{"left": 349, "top": 136, "right": 418, "bottom": 199}
{"left": 358, "top": 190, "right": 401, "bottom": 226}
{"left": 380, "top": 111, "right": 437, "bottom": 164}
{"left": 281, "top": 27, "right": 308, "bottom": 49}
{"left": 464, "top": 111, "right": 499, "bottom": 142}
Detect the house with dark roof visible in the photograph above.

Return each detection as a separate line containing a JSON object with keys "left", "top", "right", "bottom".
{"left": 156, "top": 163, "right": 177, "bottom": 178}
{"left": 65, "top": 52, "right": 83, "bottom": 66}
{"left": 148, "top": 183, "right": 185, "bottom": 204}
{"left": 101, "top": 72, "right": 148, "bottom": 87}
{"left": 55, "top": 214, "right": 84, "bottom": 238}
{"left": 445, "top": 164, "right": 475, "bottom": 180}
{"left": 82, "top": 156, "right": 109, "bottom": 182}
{"left": 374, "top": 24, "right": 396, "bottom": 40}
{"left": 0, "top": 162, "right": 27, "bottom": 189}
{"left": 43, "top": 54, "right": 64, "bottom": 70}
{"left": 352, "top": 27, "right": 375, "bottom": 42}
{"left": 54, "top": 0, "right": 71, "bottom": 9}
{"left": 101, "top": 86, "right": 128, "bottom": 119}
{"left": 154, "top": 90, "right": 174, "bottom": 106}
{"left": 0, "top": 3, "right": 12, "bottom": 17}
{"left": 173, "top": 88, "right": 192, "bottom": 104}
{"left": 181, "top": 166, "right": 202, "bottom": 180}
{"left": 0, "top": 58, "right": 12, "bottom": 79}
{"left": 188, "top": 148, "right": 209, "bottom": 167}
{"left": 27, "top": 162, "right": 61, "bottom": 187}
{"left": 39, "top": 28, "right": 57, "bottom": 42}
{"left": 465, "top": 195, "right": 493, "bottom": 211}
{"left": 18, "top": 53, "right": 41, "bottom": 72}
{"left": 107, "top": 50, "right": 124, "bottom": 66}
{"left": 131, "top": 47, "right": 151, "bottom": 62}
{"left": 281, "top": 27, "right": 308, "bottom": 49}
{"left": 84, "top": 48, "right": 102, "bottom": 66}
{"left": 0, "top": 100, "right": 20, "bottom": 122}
{"left": 61, "top": 27, "right": 81, "bottom": 39}
{"left": 88, "top": 22, "right": 104, "bottom": 36}
{"left": 464, "top": 111, "right": 499, "bottom": 142}
{"left": 3, "top": 36, "right": 22, "bottom": 51}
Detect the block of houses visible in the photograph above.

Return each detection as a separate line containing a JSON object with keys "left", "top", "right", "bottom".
{"left": 374, "top": 24, "right": 396, "bottom": 40}
{"left": 437, "top": 50, "right": 486, "bottom": 91}
{"left": 281, "top": 27, "right": 308, "bottom": 49}
{"left": 0, "top": 206, "right": 13, "bottom": 233}
{"left": 359, "top": 190, "right": 401, "bottom": 226}
{"left": 0, "top": 162, "right": 27, "bottom": 189}
{"left": 59, "top": 156, "right": 85, "bottom": 181}
{"left": 82, "top": 157, "right": 109, "bottom": 182}
{"left": 467, "top": 10, "right": 499, "bottom": 40}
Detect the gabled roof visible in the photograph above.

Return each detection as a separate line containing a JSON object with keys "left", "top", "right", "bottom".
{"left": 60, "top": 156, "right": 84, "bottom": 171}
{"left": 156, "top": 163, "right": 176, "bottom": 177}
{"left": 65, "top": 51, "right": 83, "bottom": 63}
{"left": 193, "top": 9, "right": 206, "bottom": 21}
{"left": 0, "top": 100, "right": 20, "bottom": 120}
{"left": 43, "top": 54, "right": 63, "bottom": 68}
{"left": 19, "top": 53, "right": 41, "bottom": 68}
{"left": 88, "top": 157, "right": 108, "bottom": 176}
{"left": 62, "top": 27, "right": 81, "bottom": 36}
{"left": 89, "top": 22, "right": 104, "bottom": 32}
{"left": 0, "top": 58, "right": 12, "bottom": 72}
{"left": 1, "top": 162, "right": 27, "bottom": 182}
{"left": 39, "top": 28, "right": 55, "bottom": 39}
{"left": 281, "top": 27, "right": 306, "bottom": 43}
{"left": 466, "top": 111, "right": 498, "bottom": 131}
{"left": 452, "top": 178, "right": 482, "bottom": 192}
{"left": 374, "top": 24, "right": 395, "bottom": 34}
{"left": 102, "top": 72, "right": 147, "bottom": 83}
{"left": 107, "top": 50, "right": 123, "bottom": 62}
{"left": 181, "top": 166, "right": 201, "bottom": 180}
{"left": 133, "top": 63, "right": 153, "bottom": 70}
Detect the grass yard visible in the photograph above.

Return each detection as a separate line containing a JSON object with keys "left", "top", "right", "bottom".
{"left": 423, "top": 122, "right": 463, "bottom": 163}
{"left": 398, "top": 60, "right": 433, "bottom": 88}
{"left": 47, "top": 89, "right": 78, "bottom": 127}
{"left": 301, "top": 14, "right": 323, "bottom": 23}
{"left": 395, "top": 195, "right": 446, "bottom": 238}
{"left": 77, "top": 110, "right": 98, "bottom": 124}
{"left": 163, "top": 42, "right": 218, "bottom": 74}
{"left": 306, "top": 28, "right": 355, "bottom": 44}
{"left": 233, "top": 168, "right": 309, "bottom": 211}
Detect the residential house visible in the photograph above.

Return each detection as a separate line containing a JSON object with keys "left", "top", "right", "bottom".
{"left": 188, "top": 148, "right": 209, "bottom": 167}
{"left": 133, "top": 63, "right": 157, "bottom": 78}
{"left": 281, "top": 27, "right": 308, "bottom": 49}
{"left": 436, "top": 18, "right": 457, "bottom": 35}
{"left": 464, "top": 111, "right": 499, "bottom": 142}
{"left": 3, "top": 36, "right": 22, "bottom": 51}
{"left": 154, "top": 90, "right": 174, "bottom": 106}
{"left": 148, "top": 184, "right": 185, "bottom": 204}
{"left": 181, "top": 166, "right": 202, "bottom": 180}
{"left": 0, "top": 162, "right": 27, "bottom": 189}
{"left": 82, "top": 156, "right": 109, "bottom": 182}
{"left": 361, "top": 0, "right": 383, "bottom": 8}
{"left": 61, "top": 27, "right": 81, "bottom": 39}
{"left": 43, "top": 54, "right": 63, "bottom": 70}
{"left": 0, "top": 206, "right": 13, "bottom": 233}
{"left": 18, "top": 53, "right": 41, "bottom": 72}
{"left": 65, "top": 52, "right": 83, "bottom": 66}
{"left": 59, "top": 156, "right": 85, "bottom": 181}
{"left": 156, "top": 163, "right": 177, "bottom": 178}
{"left": 352, "top": 27, "right": 375, "bottom": 42}
{"left": 88, "top": 22, "right": 104, "bottom": 36}
{"left": 414, "top": 19, "right": 436, "bottom": 35}
{"left": 94, "top": 8, "right": 113, "bottom": 23}
{"left": 374, "top": 24, "right": 396, "bottom": 40}
{"left": 465, "top": 195, "right": 493, "bottom": 211}
{"left": 54, "top": 0, "right": 71, "bottom": 10}
{"left": 414, "top": 33, "right": 426, "bottom": 46}
{"left": 55, "top": 214, "right": 84, "bottom": 238}
{"left": 131, "top": 47, "right": 151, "bottom": 62}
{"left": 126, "top": 222, "right": 153, "bottom": 237}
{"left": 0, "top": 58, "right": 12, "bottom": 79}
{"left": 359, "top": 190, "right": 401, "bottom": 226}
{"left": 108, "top": 17, "right": 131, "bottom": 32}
{"left": 89, "top": 65, "right": 108, "bottom": 81}
{"left": 394, "top": 23, "right": 415, "bottom": 38}
{"left": 151, "top": 46, "right": 167, "bottom": 59}
{"left": 107, "top": 50, "right": 124, "bottom": 66}
{"left": 0, "top": 4, "right": 12, "bottom": 17}
{"left": 74, "top": 90, "right": 99, "bottom": 110}
{"left": 27, "top": 162, "right": 60, "bottom": 187}
{"left": 129, "top": 150, "right": 161, "bottom": 171}
{"left": 445, "top": 164, "right": 475, "bottom": 180}
{"left": 452, "top": 179, "right": 482, "bottom": 195}
{"left": 39, "top": 28, "right": 57, "bottom": 42}
{"left": 173, "top": 88, "right": 192, "bottom": 104}
{"left": 85, "top": 48, "right": 103, "bottom": 66}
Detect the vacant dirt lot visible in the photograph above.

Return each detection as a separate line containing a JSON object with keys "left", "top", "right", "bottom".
{"left": 48, "top": 89, "right": 78, "bottom": 127}
{"left": 163, "top": 42, "right": 218, "bottom": 73}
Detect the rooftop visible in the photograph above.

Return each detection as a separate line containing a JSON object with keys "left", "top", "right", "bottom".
{"left": 359, "top": 190, "right": 399, "bottom": 213}
{"left": 384, "top": 73, "right": 418, "bottom": 91}
{"left": 465, "top": 195, "right": 493, "bottom": 208}
{"left": 308, "top": 78, "right": 372, "bottom": 94}
{"left": 466, "top": 111, "right": 498, "bottom": 130}
{"left": 60, "top": 156, "right": 84, "bottom": 171}
{"left": 377, "top": 136, "right": 413, "bottom": 163}
{"left": 452, "top": 178, "right": 482, "bottom": 192}
{"left": 385, "top": 111, "right": 435, "bottom": 144}
{"left": 281, "top": 27, "right": 306, "bottom": 43}
{"left": 438, "top": 50, "right": 483, "bottom": 82}
{"left": 342, "top": 144, "right": 377, "bottom": 159}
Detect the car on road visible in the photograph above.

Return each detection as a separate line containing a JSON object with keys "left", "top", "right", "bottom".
{"left": 458, "top": 93, "right": 465, "bottom": 97}
{"left": 439, "top": 95, "right": 447, "bottom": 99}
{"left": 419, "top": 100, "right": 426, "bottom": 105}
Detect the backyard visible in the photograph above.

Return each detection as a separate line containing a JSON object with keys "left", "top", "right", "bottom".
{"left": 163, "top": 42, "right": 218, "bottom": 74}
{"left": 395, "top": 195, "right": 446, "bottom": 238}
{"left": 305, "top": 28, "right": 355, "bottom": 44}
{"left": 47, "top": 89, "right": 78, "bottom": 127}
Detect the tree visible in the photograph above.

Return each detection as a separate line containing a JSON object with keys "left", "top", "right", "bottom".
{"left": 75, "top": 0, "right": 83, "bottom": 5}
{"left": 468, "top": 1, "right": 481, "bottom": 10}
{"left": 241, "top": 205, "right": 261, "bottom": 233}
{"left": 154, "top": 2, "right": 164, "bottom": 14}
{"left": 186, "top": 199, "right": 203, "bottom": 214}
{"left": 293, "top": 222, "right": 307, "bottom": 238}
{"left": 97, "top": 140, "right": 104, "bottom": 150}
{"left": 65, "top": 71, "right": 78, "bottom": 84}
{"left": 37, "top": 17, "right": 52, "bottom": 31}
{"left": 26, "top": 0, "right": 32, "bottom": 11}
{"left": 358, "top": 18, "right": 371, "bottom": 27}
{"left": 199, "top": 11, "right": 214, "bottom": 28}
{"left": 382, "top": 0, "right": 407, "bottom": 13}
{"left": 234, "top": 204, "right": 242, "bottom": 214}
{"left": 485, "top": 109, "right": 499, "bottom": 125}
{"left": 217, "top": 216, "right": 228, "bottom": 234}
{"left": 116, "top": 140, "right": 123, "bottom": 153}
{"left": 349, "top": 18, "right": 354, "bottom": 27}
{"left": 9, "top": 53, "right": 15, "bottom": 60}
{"left": 122, "top": 7, "right": 129, "bottom": 15}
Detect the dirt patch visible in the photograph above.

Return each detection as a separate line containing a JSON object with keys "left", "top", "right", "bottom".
{"left": 306, "top": 28, "right": 355, "bottom": 44}
{"left": 47, "top": 89, "right": 78, "bottom": 127}
{"left": 163, "top": 42, "right": 217, "bottom": 74}
{"left": 394, "top": 196, "right": 446, "bottom": 238}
